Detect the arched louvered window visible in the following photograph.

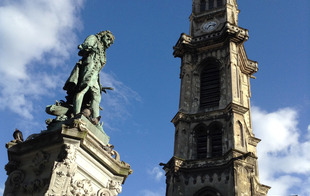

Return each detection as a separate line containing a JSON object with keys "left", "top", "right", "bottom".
{"left": 200, "top": 0, "right": 206, "bottom": 12}
{"left": 209, "top": 122, "right": 222, "bottom": 157}
{"left": 195, "top": 122, "right": 222, "bottom": 159}
{"left": 196, "top": 124, "right": 208, "bottom": 159}
{"left": 208, "top": 0, "right": 214, "bottom": 10}
{"left": 200, "top": 59, "right": 220, "bottom": 109}
{"left": 216, "top": 0, "right": 223, "bottom": 7}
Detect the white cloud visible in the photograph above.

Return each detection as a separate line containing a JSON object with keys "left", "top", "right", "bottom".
{"left": 0, "top": 0, "right": 84, "bottom": 119}
{"left": 0, "top": 0, "right": 140, "bottom": 132}
{"left": 147, "top": 166, "right": 164, "bottom": 182}
{"left": 100, "top": 72, "right": 141, "bottom": 130}
{"left": 252, "top": 106, "right": 299, "bottom": 154}
{"left": 252, "top": 106, "right": 310, "bottom": 195}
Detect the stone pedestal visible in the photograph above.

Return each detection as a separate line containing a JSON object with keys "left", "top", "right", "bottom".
{"left": 4, "top": 116, "right": 132, "bottom": 196}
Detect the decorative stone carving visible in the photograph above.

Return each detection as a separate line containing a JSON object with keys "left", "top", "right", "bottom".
{"left": 102, "top": 144, "right": 121, "bottom": 162}
{"left": 108, "top": 180, "right": 122, "bottom": 195}
{"left": 23, "top": 178, "right": 49, "bottom": 194}
{"left": 102, "top": 144, "right": 131, "bottom": 169}
{"left": 4, "top": 170, "right": 25, "bottom": 195}
{"left": 97, "top": 189, "right": 112, "bottom": 196}
{"left": 173, "top": 159, "right": 184, "bottom": 172}
{"left": 32, "top": 150, "right": 50, "bottom": 176}
{"left": 97, "top": 180, "right": 122, "bottom": 196}
{"left": 72, "top": 118, "right": 89, "bottom": 132}
{"left": 45, "top": 144, "right": 77, "bottom": 196}
{"left": 6, "top": 170, "right": 25, "bottom": 187}
{"left": 69, "top": 179, "right": 96, "bottom": 196}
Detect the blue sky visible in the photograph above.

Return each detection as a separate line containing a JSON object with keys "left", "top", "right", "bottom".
{"left": 0, "top": 1, "right": 309, "bottom": 195}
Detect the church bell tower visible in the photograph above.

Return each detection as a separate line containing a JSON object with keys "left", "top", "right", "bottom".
{"left": 162, "top": 0, "right": 270, "bottom": 195}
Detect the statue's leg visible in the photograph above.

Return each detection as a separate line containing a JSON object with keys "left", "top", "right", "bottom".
{"left": 90, "top": 86, "right": 101, "bottom": 118}
{"left": 73, "top": 86, "right": 90, "bottom": 115}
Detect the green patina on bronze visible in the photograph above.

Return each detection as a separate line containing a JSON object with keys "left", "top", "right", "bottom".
{"left": 64, "top": 30, "right": 115, "bottom": 118}
{"left": 45, "top": 31, "right": 115, "bottom": 142}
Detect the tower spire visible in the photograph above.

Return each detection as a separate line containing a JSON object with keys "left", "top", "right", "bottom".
{"left": 163, "top": 1, "right": 270, "bottom": 195}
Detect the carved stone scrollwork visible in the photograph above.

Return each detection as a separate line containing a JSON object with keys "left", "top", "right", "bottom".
{"left": 70, "top": 179, "right": 96, "bottom": 196}
{"left": 102, "top": 144, "right": 132, "bottom": 172}
{"left": 4, "top": 170, "right": 25, "bottom": 195}
{"left": 108, "top": 180, "right": 122, "bottom": 195}
{"left": 6, "top": 169, "right": 25, "bottom": 188}
{"left": 97, "top": 180, "right": 122, "bottom": 196}
{"left": 103, "top": 144, "right": 121, "bottom": 162}
{"left": 97, "top": 189, "right": 112, "bottom": 196}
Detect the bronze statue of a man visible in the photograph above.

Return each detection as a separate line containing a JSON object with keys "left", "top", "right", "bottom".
{"left": 63, "top": 30, "right": 115, "bottom": 118}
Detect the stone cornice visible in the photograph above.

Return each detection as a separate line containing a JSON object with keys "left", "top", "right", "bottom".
{"left": 171, "top": 103, "right": 248, "bottom": 126}
{"left": 163, "top": 149, "right": 257, "bottom": 175}
{"left": 171, "top": 110, "right": 229, "bottom": 126}
{"left": 161, "top": 156, "right": 185, "bottom": 173}
{"left": 173, "top": 23, "right": 249, "bottom": 58}
{"left": 248, "top": 135, "right": 261, "bottom": 147}
{"left": 239, "top": 45, "right": 258, "bottom": 75}
{"left": 173, "top": 33, "right": 192, "bottom": 58}
{"left": 226, "top": 102, "right": 249, "bottom": 115}
{"left": 226, "top": 23, "right": 249, "bottom": 43}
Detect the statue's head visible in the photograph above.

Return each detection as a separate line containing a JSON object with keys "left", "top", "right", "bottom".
{"left": 97, "top": 30, "right": 115, "bottom": 48}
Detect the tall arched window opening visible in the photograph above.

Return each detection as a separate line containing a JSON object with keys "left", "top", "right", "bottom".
{"left": 195, "top": 122, "right": 222, "bottom": 159}
{"left": 200, "top": 0, "right": 206, "bottom": 12}
{"left": 200, "top": 59, "right": 220, "bottom": 109}
{"left": 216, "top": 0, "right": 223, "bottom": 7}
{"left": 208, "top": 0, "right": 214, "bottom": 10}
{"left": 209, "top": 122, "right": 222, "bottom": 157}
{"left": 195, "top": 125, "right": 208, "bottom": 159}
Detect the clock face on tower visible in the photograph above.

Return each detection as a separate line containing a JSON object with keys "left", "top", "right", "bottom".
{"left": 201, "top": 21, "right": 218, "bottom": 32}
